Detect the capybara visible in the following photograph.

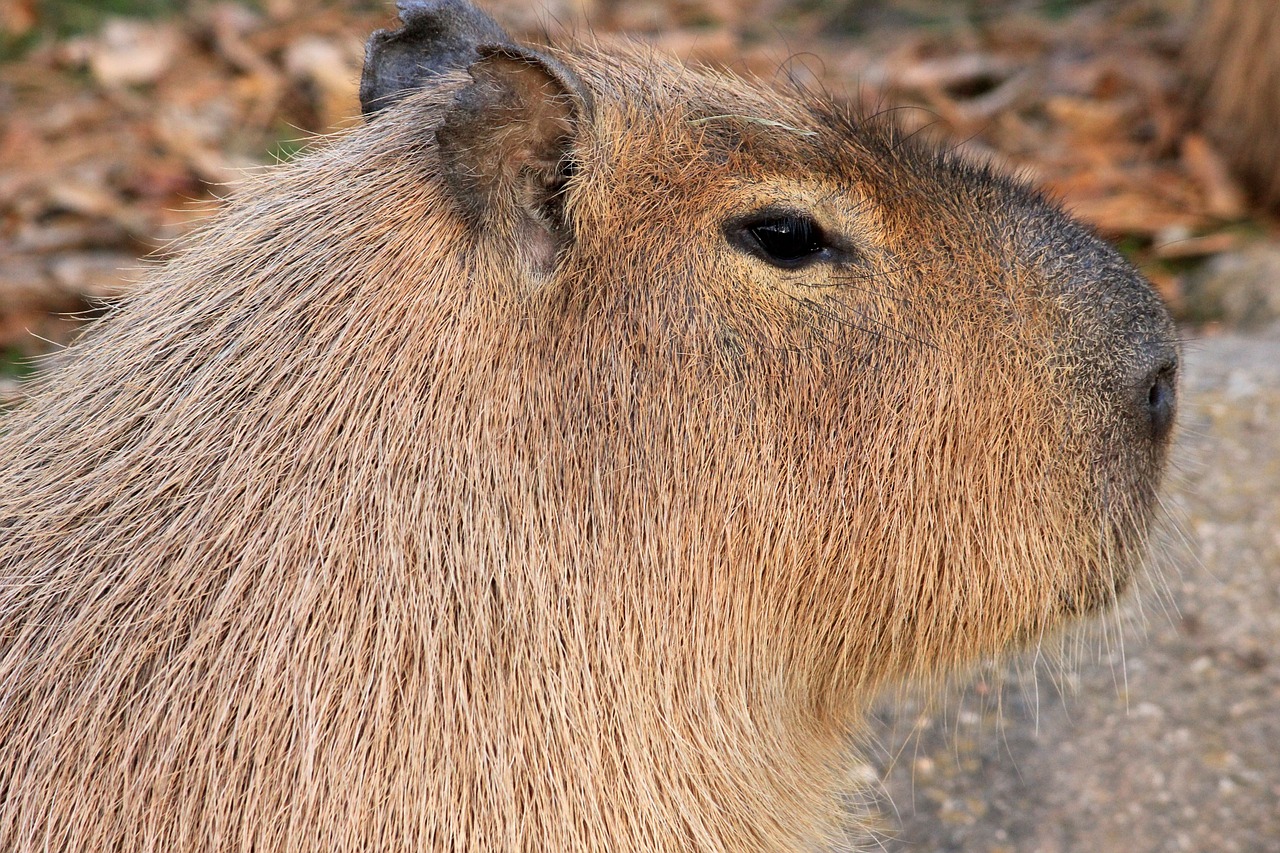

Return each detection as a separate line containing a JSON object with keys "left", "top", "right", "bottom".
{"left": 1187, "top": 0, "right": 1280, "bottom": 210}
{"left": 0, "top": 1, "right": 1179, "bottom": 850}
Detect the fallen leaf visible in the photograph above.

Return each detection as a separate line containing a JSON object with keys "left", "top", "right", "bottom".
{"left": 85, "top": 19, "right": 182, "bottom": 88}
{"left": 1182, "top": 133, "right": 1248, "bottom": 220}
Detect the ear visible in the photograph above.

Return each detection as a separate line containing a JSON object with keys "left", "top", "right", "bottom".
{"left": 436, "top": 45, "right": 592, "bottom": 275}
{"left": 360, "top": 0, "right": 512, "bottom": 117}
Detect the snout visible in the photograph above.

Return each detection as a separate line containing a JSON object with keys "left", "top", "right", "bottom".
{"left": 1133, "top": 346, "right": 1178, "bottom": 443}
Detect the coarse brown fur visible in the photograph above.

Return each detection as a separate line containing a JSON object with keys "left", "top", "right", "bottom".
{"left": 0, "top": 7, "right": 1177, "bottom": 851}
{"left": 1187, "top": 0, "right": 1280, "bottom": 210}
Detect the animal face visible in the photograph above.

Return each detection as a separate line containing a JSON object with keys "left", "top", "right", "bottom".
{"left": 376, "top": 30, "right": 1179, "bottom": 690}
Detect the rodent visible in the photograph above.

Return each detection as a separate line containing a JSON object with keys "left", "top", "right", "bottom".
{"left": 0, "top": 1, "right": 1179, "bottom": 850}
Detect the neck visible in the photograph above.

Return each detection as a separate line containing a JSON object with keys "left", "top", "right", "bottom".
{"left": 412, "top": 522, "right": 861, "bottom": 851}
{"left": 436, "top": 627, "right": 857, "bottom": 850}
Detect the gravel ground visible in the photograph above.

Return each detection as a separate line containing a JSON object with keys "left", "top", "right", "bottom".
{"left": 866, "top": 331, "right": 1280, "bottom": 853}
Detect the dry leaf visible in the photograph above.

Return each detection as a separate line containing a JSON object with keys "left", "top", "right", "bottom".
{"left": 284, "top": 36, "right": 362, "bottom": 129}
{"left": 1182, "top": 133, "right": 1248, "bottom": 220}
{"left": 86, "top": 20, "right": 181, "bottom": 88}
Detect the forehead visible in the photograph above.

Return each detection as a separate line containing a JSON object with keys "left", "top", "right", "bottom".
{"left": 560, "top": 41, "right": 1013, "bottom": 214}
{"left": 566, "top": 45, "right": 860, "bottom": 165}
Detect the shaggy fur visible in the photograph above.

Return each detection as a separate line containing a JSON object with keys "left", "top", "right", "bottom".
{"left": 1188, "top": 0, "right": 1280, "bottom": 209}
{"left": 0, "top": 14, "right": 1177, "bottom": 852}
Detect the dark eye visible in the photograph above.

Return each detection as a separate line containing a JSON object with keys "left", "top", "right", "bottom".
{"left": 727, "top": 212, "right": 831, "bottom": 268}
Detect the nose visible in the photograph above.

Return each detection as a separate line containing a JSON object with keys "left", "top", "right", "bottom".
{"left": 1135, "top": 349, "right": 1178, "bottom": 442}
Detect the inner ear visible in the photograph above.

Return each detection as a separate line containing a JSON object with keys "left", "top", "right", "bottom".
{"left": 437, "top": 45, "right": 591, "bottom": 274}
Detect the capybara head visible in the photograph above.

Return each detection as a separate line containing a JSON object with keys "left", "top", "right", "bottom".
{"left": 0, "top": 1, "right": 1178, "bottom": 849}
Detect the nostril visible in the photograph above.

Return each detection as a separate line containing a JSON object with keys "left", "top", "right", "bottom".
{"left": 1145, "top": 363, "right": 1177, "bottom": 440}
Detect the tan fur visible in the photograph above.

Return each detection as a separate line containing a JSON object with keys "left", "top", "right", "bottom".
{"left": 1187, "top": 0, "right": 1280, "bottom": 209}
{"left": 0, "top": 29, "right": 1176, "bottom": 853}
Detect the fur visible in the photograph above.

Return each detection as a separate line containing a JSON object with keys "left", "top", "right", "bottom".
{"left": 0, "top": 28, "right": 1177, "bottom": 853}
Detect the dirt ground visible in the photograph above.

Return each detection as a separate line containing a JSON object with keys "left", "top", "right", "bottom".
{"left": 2, "top": 1, "right": 1277, "bottom": 849}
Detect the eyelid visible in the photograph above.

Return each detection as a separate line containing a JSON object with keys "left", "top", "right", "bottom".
{"left": 723, "top": 206, "right": 861, "bottom": 268}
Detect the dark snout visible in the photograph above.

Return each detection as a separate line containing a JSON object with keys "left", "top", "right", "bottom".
{"left": 1028, "top": 211, "right": 1181, "bottom": 452}
{"left": 1057, "top": 250, "right": 1179, "bottom": 610}
{"left": 1136, "top": 346, "right": 1178, "bottom": 443}
{"left": 1113, "top": 284, "right": 1180, "bottom": 451}
{"left": 1088, "top": 300, "right": 1180, "bottom": 463}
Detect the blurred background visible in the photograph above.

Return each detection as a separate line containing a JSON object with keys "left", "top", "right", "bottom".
{"left": 1, "top": 1, "right": 1277, "bottom": 850}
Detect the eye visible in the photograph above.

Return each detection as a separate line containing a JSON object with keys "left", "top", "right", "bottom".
{"left": 726, "top": 211, "right": 833, "bottom": 269}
